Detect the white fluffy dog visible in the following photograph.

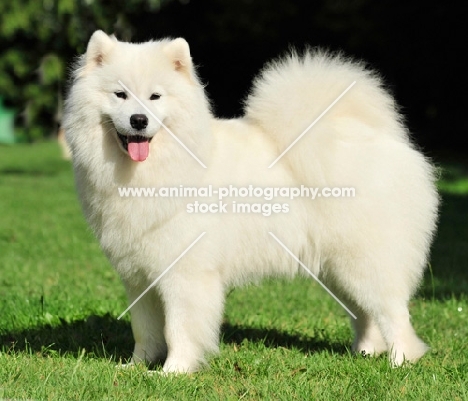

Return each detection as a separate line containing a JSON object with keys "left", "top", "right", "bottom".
{"left": 63, "top": 31, "right": 438, "bottom": 373}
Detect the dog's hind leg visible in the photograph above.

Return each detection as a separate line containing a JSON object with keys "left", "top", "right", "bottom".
{"left": 373, "top": 301, "right": 429, "bottom": 366}
{"left": 327, "top": 255, "right": 428, "bottom": 366}
{"left": 351, "top": 310, "right": 388, "bottom": 357}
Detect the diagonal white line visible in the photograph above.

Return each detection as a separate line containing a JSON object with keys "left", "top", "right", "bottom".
{"left": 268, "top": 80, "right": 356, "bottom": 169}
{"left": 117, "top": 232, "right": 206, "bottom": 320}
{"left": 268, "top": 232, "right": 357, "bottom": 319}
{"left": 118, "top": 80, "right": 207, "bottom": 168}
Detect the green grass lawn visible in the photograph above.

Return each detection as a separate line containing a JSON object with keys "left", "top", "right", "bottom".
{"left": 0, "top": 142, "right": 467, "bottom": 400}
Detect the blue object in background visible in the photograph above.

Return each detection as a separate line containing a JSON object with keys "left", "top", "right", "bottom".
{"left": 0, "top": 97, "right": 15, "bottom": 144}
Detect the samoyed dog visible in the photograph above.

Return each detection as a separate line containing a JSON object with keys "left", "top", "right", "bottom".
{"left": 63, "top": 30, "right": 438, "bottom": 373}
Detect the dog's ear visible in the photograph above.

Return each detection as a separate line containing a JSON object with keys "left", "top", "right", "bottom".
{"left": 84, "top": 30, "right": 116, "bottom": 70}
{"left": 164, "top": 38, "right": 193, "bottom": 76}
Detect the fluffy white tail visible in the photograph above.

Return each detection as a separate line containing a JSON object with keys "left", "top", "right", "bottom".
{"left": 244, "top": 50, "right": 410, "bottom": 177}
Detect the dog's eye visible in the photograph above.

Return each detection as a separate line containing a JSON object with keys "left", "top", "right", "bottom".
{"left": 150, "top": 93, "right": 161, "bottom": 100}
{"left": 115, "top": 92, "right": 127, "bottom": 99}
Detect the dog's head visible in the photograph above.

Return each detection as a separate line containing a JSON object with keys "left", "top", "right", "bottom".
{"left": 72, "top": 30, "right": 201, "bottom": 162}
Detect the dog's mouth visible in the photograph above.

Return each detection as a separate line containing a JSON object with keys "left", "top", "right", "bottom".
{"left": 117, "top": 132, "right": 154, "bottom": 162}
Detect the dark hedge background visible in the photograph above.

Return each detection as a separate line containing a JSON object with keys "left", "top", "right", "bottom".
{"left": 1, "top": 0, "right": 466, "bottom": 153}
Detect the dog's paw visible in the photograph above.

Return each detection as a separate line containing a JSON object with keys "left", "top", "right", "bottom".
{"left": 162, "top": 357, "right": 200, "bottom": 374}
{"left": 352, "top": 338, "right": 388, "bottom": 357}
{"left": 115, "top": 362, "right": 134, "bottom": 369}
{"left": 389, "top": 341, "right": 429, "bottom": 367}
{"left": 145, "top": 370, "right": 185, "bottom": 377}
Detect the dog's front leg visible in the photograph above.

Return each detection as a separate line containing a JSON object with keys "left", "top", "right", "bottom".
{"left": 159, "top": 268, "right": 225, "bottom": 373}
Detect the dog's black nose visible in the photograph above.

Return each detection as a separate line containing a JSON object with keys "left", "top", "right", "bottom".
{"left": 130, "top": 114, "right": 148, "bottom": 131}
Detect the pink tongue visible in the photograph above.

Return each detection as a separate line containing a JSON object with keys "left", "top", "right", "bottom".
{"left": 128, "top": 140, "right": 149, "bottom": 162}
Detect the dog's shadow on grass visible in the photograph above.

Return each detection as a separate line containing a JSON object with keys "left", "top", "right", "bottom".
{"left": 0, "top": 314, "right": 346, "bottom": 360}
{"left": 221, "top": 322, "right": 347, "bottom": 355}
{"left": 0, "top": 314, "right": 134, "bottom": 360}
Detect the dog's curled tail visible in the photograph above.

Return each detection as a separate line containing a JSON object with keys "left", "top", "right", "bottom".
{"left": 244, "top": 49, "right": 408, "bottom": 171}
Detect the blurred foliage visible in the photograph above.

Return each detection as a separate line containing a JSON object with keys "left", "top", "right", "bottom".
{"left": 0, "top": 0, "right": 172, "bottom": 141}
{"left": 0, "top": 0, "right": 465, "bottom": 150}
